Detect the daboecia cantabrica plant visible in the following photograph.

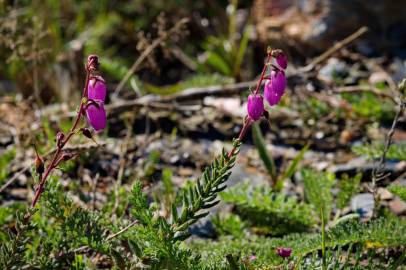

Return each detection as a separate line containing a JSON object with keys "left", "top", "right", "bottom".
{"left": 2, "top": 48, "right": 406, "bottom": 270}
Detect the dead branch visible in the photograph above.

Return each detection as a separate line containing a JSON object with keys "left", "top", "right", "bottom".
{"left": 297, "top": 26, "right": 368, "bottom": 73}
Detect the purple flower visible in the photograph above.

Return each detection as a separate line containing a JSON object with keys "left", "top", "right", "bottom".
{"left": 276, "top": 247, "right": 292, "bottom": 258}
{"left": 264, "top": 71, "right": 286, "bottom": 106}
{"left": 85, "top": 76, "right": 107, "bottom": 131}
{"left": 88, "top": 76, "right": 106, "bottom": 102}
{"left": 86, "top": 101, "right": 106, "bottom": 131}
{"left": 275, "top": 52, "right": 288, "bottom": 70}
{"left": 247, "top": 94, "right": 264, "bottom": 121}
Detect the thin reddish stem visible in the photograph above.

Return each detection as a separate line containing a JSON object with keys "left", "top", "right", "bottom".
{"left": 227, "top": 118, "right": 252, "bottom": 159}
{"left": 253, "top": 51, "right": 272, "bottom": 95}
{"left": 31, "top": 66, "right": 91, "bottom": 208}
{"left": 227, "top": 50, "right": 272, "bottom": 160}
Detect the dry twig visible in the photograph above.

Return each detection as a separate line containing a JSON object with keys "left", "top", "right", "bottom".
{"left": 114, "top": 18, "right": 189, "bottom": 96}
{"left": 370, "top": 80, "right": 406, "bottom": 216}
{"left": 297, "top": 26, "right": 368, "bottom": 73}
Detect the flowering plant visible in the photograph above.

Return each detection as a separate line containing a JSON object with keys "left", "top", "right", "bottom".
{"left": 30, "top": 55, "right": 107, "bottom": 209}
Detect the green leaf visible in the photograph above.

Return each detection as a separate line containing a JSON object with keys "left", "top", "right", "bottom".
{"left": 280, "top": 144, "right": 309, "bottom": 186}
{"left": 336, "top": 173, "right": 362, "bottom": 209}
{"left": 205, "top": 51, "right": 232, "bottom": 76}
{"left": 252, "top": 123, "right": 277, "bottom": 186}
{"left": 233, "top": 23, "right": 252, "bottom": 78}
{"left": 302, "top": 169, "right": 335, "bottom": 223}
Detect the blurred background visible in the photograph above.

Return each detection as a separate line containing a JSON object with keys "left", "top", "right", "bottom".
{"left": 1, "top": 0, "right": 406, "bottom": 230}
{"left": 1, "top": 0, "right": 406, "bottom": 104}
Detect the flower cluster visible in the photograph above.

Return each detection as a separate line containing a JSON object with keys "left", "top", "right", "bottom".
{"left": 247, "top": 49, "right": 288, "bottom": 121}
{"left": 85, "top": 55, "right": 107, "bottom": 131}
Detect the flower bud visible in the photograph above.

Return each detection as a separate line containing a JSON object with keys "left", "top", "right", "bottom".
{"left": 56, "top": 131, "right": 65, "bottom": 148}
{"left": 88, "top": 76, "right": 106, "bottom": 102}
{"left": 264, "top": 71, "right": 286, "bottom": 106}
{"left": 87, "top": 55, "right": 99, "bottom": 71}
{"left": 273, "top": 49, "right": 288, "bottom": 70}
{"left": 34, "top": 147, "right": 44, "bottom": 175}
{"left": 247, "top": 94, "right": 264, "bottom": 121}
{"left": 276, "top": 247, "right": 292, "bottom": 258}
{"left": 80, "top": 128, "right": 92, "bottom": 139}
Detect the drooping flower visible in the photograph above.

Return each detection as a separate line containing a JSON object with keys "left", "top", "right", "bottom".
{"left": 87, "top": 76, "right": 106, "bottom": 102}
{"left": 264, "top": 71, "right": 286, "bottom": 106}
{"left": 86, "top": 101, "right": 106, "bottom": 131}
{"left": 276, "top": 247, "right": 292, "bottom": 258}
{"left": 275, "top": 51, "right": 288, "bottom": 70}
{"left": 85, "top": 76, "right": 107, "bottom": 131}
{"left": 247, "top": 94, "right": 264, "bottom": 121}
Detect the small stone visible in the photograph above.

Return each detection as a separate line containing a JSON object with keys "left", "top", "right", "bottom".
{"left": 318, "top": 58, "right": 348, "bottom": 83}
{"left": 389, "top": 198, "right": 406, "bottom": 215}
{"left": 377, "top": 188, "right": 393, "bottom": 200}
{"left": 351, "top": 193, "right": 374, "bottom": 218}
{"left": 368, "top": 72, "right": 387, "bottom": 85}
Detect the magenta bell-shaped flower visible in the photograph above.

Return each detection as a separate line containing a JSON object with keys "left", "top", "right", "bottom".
{"left": 264, "top": 71, "right": 286, "bottom": 106}
{"left": 88, "top": 76, "right": 106, "bottom": 102}
{"left": 85, "top": 76, "right": 107, "bottom": 131}
{"left": 247, "top": 94, "right": 264, "bottom": 121}
{"left": 275, "top": 52, "right": 288, "bottom": 70}
{"left": 86, "top": 101, "right": 106, "bottom": 131}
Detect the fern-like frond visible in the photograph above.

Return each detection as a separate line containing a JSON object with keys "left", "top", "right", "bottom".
{"left": 190, "top": 217, "right": 406, "bottom": 269}
{"left": 171, "top": 140, "right": 241, "bottom": 240}
{"left": 302, "top": 169, "right": 335, "bottom": 222}
{"left": 221, "top": 182, "right": 315, "bottom": 235}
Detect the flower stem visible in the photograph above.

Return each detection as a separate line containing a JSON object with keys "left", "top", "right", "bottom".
{"left": 321, "top": 207, "right": 327, "bottom": 270}
{"left": 227, "top": 51, "right": 272, "bottom": 160}
{"left": 30, "top": 67, "right": 91, "bottom": 208}
{"left": 253, "top": 51, "right": 272, "bottom": 95}
{"left": 227, "top": 117, "right": 252, "bottom": 159}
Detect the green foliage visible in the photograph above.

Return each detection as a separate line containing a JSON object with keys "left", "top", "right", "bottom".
{"left": 211, "top": 213, "right": 247, "bottom": 238}
{"left": 296, "top": 245, "right": 404, "bottom": 270}
{"left": 302, "top": 169, "right": 335, "bottom": 222}
{"left": 0, "top": 147, "right": 15, "bottom": 185}
{"left": 252, "top": 123, "right": 309, "bottom": 190}
{"left": 352, "top": 142, "right": 406, "bottom": 160}
{"left": 388, "top": 184, "right": 406, "bottom": 202}
{"left": 341, "top": 91, "right": 396, "bottom": 122}
{"left": 297, "top": 96, "right": 332, "bottom": 119}
{"left": 191, "top": 216, "right": 406, "bottom": 269}
{"left": 221, "top": 182, "right": 315, "bottom": 235}
{"left": 172, "top": 140, "right": 241, "bottom": 239}
{"left": 279, "top": 144, "right": 309, "bottom": 190}
{"left": 107, "top": 141, "right": 241, "bottom": 268}
{"left": 145, "top": 74, "right": 234, "bottom": 95}
{"left": 0, "top": 210, "right": 34, "bottom": 270}
{"left": 336, "top": 173, "right": 362, "bottom": 210}
{"left": 198, "top": 0, "right": 252, "bottom": 80}
{"left": 252, "top": 123, "right": 276, "bottom": 185}
{"left": 143, "top": 150, "right": 161, "bottom": 179}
